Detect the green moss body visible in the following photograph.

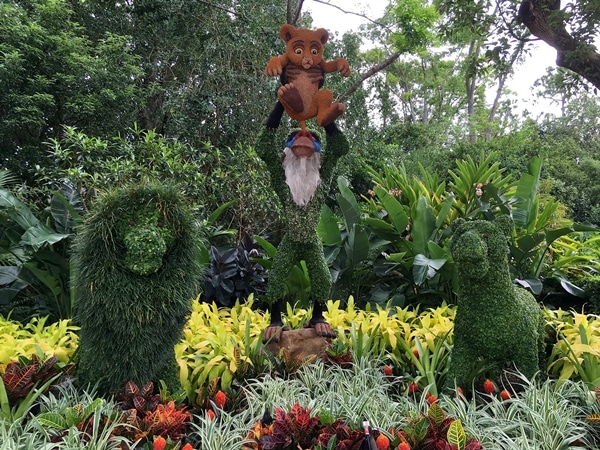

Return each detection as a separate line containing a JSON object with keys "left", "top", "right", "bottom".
{"left": 73, "top": 183, "right": 201, "bottom": 395}
{"left": 447, "top": 218, "right": 546, "bottom": 390}
{"left": 255, "top": 128, "right": 349, "bottom": 307}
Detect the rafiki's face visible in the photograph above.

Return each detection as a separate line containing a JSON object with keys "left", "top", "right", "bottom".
{"left": 286, "top": 130, "right": 321, "bottom": 158}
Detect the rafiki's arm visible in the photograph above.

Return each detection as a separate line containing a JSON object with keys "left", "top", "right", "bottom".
{"left": 320, "top": 121, "right": 349, "bottom": 185}
{"left": 255, "top": 102, "right": 287, "bottom": 199}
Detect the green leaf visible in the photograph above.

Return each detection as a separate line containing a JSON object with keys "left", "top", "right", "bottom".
{"left": 318, "top": 205, "right": 342, "bottom": 246}
{"left": 373, "top": 186, "right": 409, "bottom": 236}
{"left": 206, "top": 199, "right": 238, "bottom": 226}
{"left": 37, "top": 411, "right": 68, "bottom": 429}
{"left": 337, "top": 194, "right": 360, "bottom": 235}
{"left": 412, "top": 254, "right": 447, "bottom": 285}
{"left": 512, "top": 156, "right": 541, "bottom": 228}
{"left": 427, "top": 402, "right": 446, "bottom": 425}
{"left": 254, "top": 235, "right": 277, "bottom": 258}
{"left": 447, "top": 419, "right": 466, "bottom": 450}
{"left": 345, "top": 224, "right": 370, "bottom": 267}
{"left": 411, "top": 195, "right": 436, "bottom": 255}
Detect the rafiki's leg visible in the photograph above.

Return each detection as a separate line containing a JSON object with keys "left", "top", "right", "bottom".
{"left": 262, "top": 234, "right": 297, "bottom": 343}
{"left": 303, "top": 236, "right": 336, "bottom": 338}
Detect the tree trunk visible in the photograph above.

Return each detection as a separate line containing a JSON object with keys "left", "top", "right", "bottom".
{"left": 518, "top": 0, "right": 600, "bottom": 90}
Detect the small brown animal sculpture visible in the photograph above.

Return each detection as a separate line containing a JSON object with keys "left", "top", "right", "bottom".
{"left": 265, "top": 24, "right": 350, "bottom": 130}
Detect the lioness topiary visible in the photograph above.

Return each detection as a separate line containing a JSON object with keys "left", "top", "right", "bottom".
{"left": 73, "top": 183, "right": 201, "bottom": 395}
{"left": 447, "top": 217, "right": 546, "bottom": 391}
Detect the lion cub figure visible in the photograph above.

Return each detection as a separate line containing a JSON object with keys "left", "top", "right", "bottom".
{"left": 265, "top": 24, "right": 350, "bottom": 129}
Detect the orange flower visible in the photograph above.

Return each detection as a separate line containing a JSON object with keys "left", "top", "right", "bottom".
{"left": 376, "top": 433, "right": 390, "bottom": 450}
{"left": 214, "top": 390, "right": 227, "bottom": 409}
{"left": 398, "top": 442, "right": 411, "bottom": 450}
{"left": 181, "top": 444, "right": 193, "bottom": 450}
{"left": 383, "top": 365, "right": 393, "bottom": 376}
{"left": 483, "top": 379, "right": 495, "bottom": 394}
{"left": 426, "top": 394, "right": 437, "bottom": 404}
{"left": 500, "top": 389, "right": 511, "bottom": 401}
{"left": 153, "top": 436, "right": 167, "bottom": 450}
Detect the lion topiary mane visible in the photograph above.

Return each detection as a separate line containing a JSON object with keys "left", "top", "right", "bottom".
{"left": 73, "top": 182, "right": 201, "bottom": 395}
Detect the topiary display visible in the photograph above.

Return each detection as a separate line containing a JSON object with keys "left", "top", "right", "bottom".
{"left": 73, "top": 183, "right": 201, "bottom": 395}
{"left": 447, "top": 217, "right": 546, "bottom": 391}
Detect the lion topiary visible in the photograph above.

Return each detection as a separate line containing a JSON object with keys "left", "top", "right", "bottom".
{"left": 447, "top": 217, "right": 546, "bottom": 391}
{"left": 73, "top": 183, "right": 201, "bottom": 395}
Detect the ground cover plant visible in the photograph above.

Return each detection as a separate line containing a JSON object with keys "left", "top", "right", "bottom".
{"left": 1, "top": 300, "right": 599, "bottom": 449}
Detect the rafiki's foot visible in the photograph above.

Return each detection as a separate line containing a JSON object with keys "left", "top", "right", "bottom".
{"left": 305, "top": 319, "right": 336, "bottom": 339}
{"left": 262, "top": 324, "right": 287, "bottom": 343}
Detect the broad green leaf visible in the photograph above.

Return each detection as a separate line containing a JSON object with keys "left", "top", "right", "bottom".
{"left": 411, "top": 195, "right": 436, "bottom": 255}
{"left": 373, "top": 185, "right": 409, "bottom": 236}
{"left": 37, "top": 412, "right": 68, "bottom": 429}
{"left": 447, "top": 419, "right": 466, "bottom": 450}
{"left": 318, "top": 205, "right": 342, "bottom": 246}
{"left": 336, "top": 195, "right": 360, "bottom": 230}
{"left": 427, "top": 402, "right": 446, "bottom": 425}
{"left": 345, "top": 224, "right": 370, "bottom": 266}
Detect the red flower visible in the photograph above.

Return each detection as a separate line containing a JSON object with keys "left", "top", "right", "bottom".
{"left": 153, "top": 436, "right": 167, "bottom": 450}
{"left": 383, "top": 365, "right": 393, "bottom": 376}
{"left": 500, "top": 389, "right": 511, "bottom": 401}
{"left": 206, "top": 409, "right": 216, "bottom": 420}
{"left": 426, "top": 393, "right": 437, "bottom": 404}
{"left": 456, "top": 386, "right": 464, "bottom": 398}
{"left": 483, "top": 379, "right": 495, "bottom": 394}
{"left": 398, "top": 442, "right": 411, "bottom": 450}
{"left": 214, "top": 390, "right": 227, "bottom": 409}
{"left": 181, "top": 444, "right": 194, "bottom": 450}
{"left": 376, "top": 433, "right": 390, "bottom": 450}
{"left": 408, "top": 382, "right": 419, "bottom": 394}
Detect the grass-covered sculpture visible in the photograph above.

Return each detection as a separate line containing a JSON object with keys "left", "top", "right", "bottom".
{"left": 73, "top": 183, "right": 201, "bottom": 395}
{"left": 447, "top": 217, "right": 546, "bottom": 391}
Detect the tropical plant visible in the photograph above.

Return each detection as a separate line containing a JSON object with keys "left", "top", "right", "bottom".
{"left": 203, "top": 232, "right": 266, "bottom": 308}
{"left": 0, "top": 354, "right": 72, "bottom": 422}
{"left": 0, "top": 174, "right": 81, "bottom": 320}
{"left": 318, "top": 176, "right": 378, "bottom": 305}
{"left": 395, "top": 402, "right": 482, "bottom": 450}
{"left": 546, "top": 310, "right": 600, "bottom": 387}
{"left": 364, "top": 163, "right": 456, "bottom": 308}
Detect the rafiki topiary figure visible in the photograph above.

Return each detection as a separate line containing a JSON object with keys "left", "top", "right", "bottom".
{"left": 256, "top": 101, "right": 349, "bottom": 343}
{"left": 447, "top": 217, "right": 546, "bottom": 391}
{"left": 73, "top": 183, "right": 201, "bottom": 395}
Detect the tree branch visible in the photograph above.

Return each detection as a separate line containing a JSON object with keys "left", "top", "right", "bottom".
{"left": 337, "top": 52, "right": 401, "bottom": 102}
{"left": 311, "top": 0, "right": 389, "bottom": 29}
{"left": 517, "top": 0, "right": 600, "bottom": 89}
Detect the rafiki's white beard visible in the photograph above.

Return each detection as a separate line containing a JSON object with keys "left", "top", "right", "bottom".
{"left": 282, "top": 147, "right": 321, "bottom": 207}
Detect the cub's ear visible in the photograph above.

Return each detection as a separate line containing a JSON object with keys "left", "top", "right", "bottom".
{"left": 280, "top": 24, "right": 297, "bottom": 42}
{"left": 315, "top": 28, "right": 329, "bottom": 45}
{"left": 495, "top": 215, "right": 514, "bottom": 238}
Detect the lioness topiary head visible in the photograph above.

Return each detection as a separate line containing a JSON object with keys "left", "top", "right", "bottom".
{"left": 450, "top": 217, "right": 513, "bottom": 280}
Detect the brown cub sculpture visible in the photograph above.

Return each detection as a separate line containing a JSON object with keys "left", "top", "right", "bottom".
{"left": 265, "top": 24, "right": 350, "bottom": 129}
